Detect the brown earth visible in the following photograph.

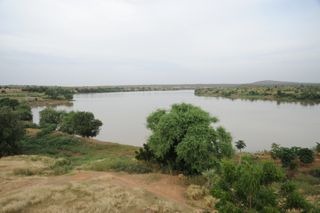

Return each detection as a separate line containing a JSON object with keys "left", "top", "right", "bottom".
{"left": 0, "top": 156, "right": 204, "bottom": 213}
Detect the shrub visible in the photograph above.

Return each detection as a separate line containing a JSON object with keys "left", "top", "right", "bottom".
{"left": 211, "top": 159, "right": 311, "bottom": 212}
{"left": 50, "top": 158, "right": 73, "bottom": 175}
{"left": 298, "top": 148, "right": 315, "bottom": 164}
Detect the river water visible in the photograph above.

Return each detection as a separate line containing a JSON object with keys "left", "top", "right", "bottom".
{"left": 32, "top": 90, "right": 320, "bottom": 151}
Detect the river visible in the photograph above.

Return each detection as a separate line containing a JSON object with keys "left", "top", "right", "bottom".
{"left": 32, "top": 90, "right": 320, "bottom": 151}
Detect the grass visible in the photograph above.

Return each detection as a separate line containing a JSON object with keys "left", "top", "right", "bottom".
{"left": 19, "top": 131, "right": 151, "bottom": 174}
{"left": 0, "top": 178, "right": 185, "bottom": 213}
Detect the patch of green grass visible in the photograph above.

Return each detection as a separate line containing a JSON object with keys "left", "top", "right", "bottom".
{"left": 19, "top": 132, "right": 150, "bottom": 174}
{"left": 87, "top": 158, "right": 152, "bottom": 173}
{"left": 293, "top": 173, "right": 320, "bottom": 196}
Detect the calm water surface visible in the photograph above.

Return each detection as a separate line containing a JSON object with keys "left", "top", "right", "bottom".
{"left": 32, "top": 90, "right": 320, "bottom": 151}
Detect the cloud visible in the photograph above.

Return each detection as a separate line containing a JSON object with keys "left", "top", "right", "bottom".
{"left": 0, "top": 0, "right": 320, "bottom": 85}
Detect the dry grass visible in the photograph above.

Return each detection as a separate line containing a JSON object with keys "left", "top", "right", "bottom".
{"left": 185, "top": 185, "right": 216, "bottom": 210}
{"left": 0, "top": 156, "right": 196, "bottom": 213}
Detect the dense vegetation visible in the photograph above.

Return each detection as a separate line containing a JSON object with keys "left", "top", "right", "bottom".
{"left": 0, "top": 98, "right": 33, "bottom": 157}
{"left": 212, "top": 157, "right": 314, "bottom": 212}
{"left": 22, "top": 86, "right": 74, "bottom": 100}
{"left": 0, "top": 98, "right": 32, "bottom": 121}
{"left": 271, "top": 143, "right": 315, "bottom": 170}
{"left": 136, "top": 103, "right": 234, "bottom": 174}
{"left": 39, "top": 108, "right": 103, "bottom": 137}
{"left": 195, "top": 85, "right": 320, "bottom": 104}
{"left": 0, "top": 108, "right": 25, "bottom": 157}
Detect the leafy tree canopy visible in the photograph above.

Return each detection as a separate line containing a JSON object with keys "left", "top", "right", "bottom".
{"left": 59, "top": 111, "right": 102, "bottom": 137}
{"left": 137, "top": 103, "right": 234, "bottom": 174}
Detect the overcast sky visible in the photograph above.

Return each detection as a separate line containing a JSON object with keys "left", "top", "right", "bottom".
{"left": 1, "top": 0, "right": 320, "bottom": 86}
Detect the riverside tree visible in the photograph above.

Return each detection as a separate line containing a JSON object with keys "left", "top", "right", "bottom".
{"left": 136, "top": 103, "right": 234, "bottom": 174}
{"left": 0, "top": 108, "right": 25, "bottom": 157}
{"left": 59, "top": 111, "right": 102, "bottom": 137}
{"left": 39, "top": 108, "right": 66, "bottom": 129}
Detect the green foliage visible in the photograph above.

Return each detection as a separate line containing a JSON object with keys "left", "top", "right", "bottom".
{"left": 49, "top": 158, "right": 73, "bottom": 175}
{"left": 15, "top": 104, "right": 32, "bottom": 121}
{"left": 0, "top": 98, "right": 32, "bottom": 121}
{"left": 270, "top": 143, "right": 281, "bottom": 159}
{"left": 22, "top": 86, "right": 74, "bottom": 100}
{"left": 0, "top": 108, "right": 25, "bottom": 157}
{"left": 89, "top": 158, "right": 152, "bottom": 174}
{"left": 195, "top": 85, "right": 320, "bottom": 104}
{"left": 298, "top": 148, "right": 315, "bottom": 164}
{"left": 44, "top": 87, "right": 74, "bottom": 100}
{"left": 135, "top": 143, "right": 156, "bottom": 162}
{"left": 137, "top": 103, "right": 233, "bottom": 174}
{"left": 0, "top": 98, "right": 19, "bottom": 109}
{"left": 39, "top": 107, "right": 65, "bottom": 129}
{"left": 277, "top": 147, "right": 298, "bottom": 168}
{"left": 235, "top": 140, "right": 246, "bottom": 151}
{"left": 211, "top": 159, "right": 311, "bottom": 212}
{"left": 272, "top": 145, "right": 315, "bottom": 170}
{"left": 59, "top": 111, "right": 102, "bottom": 137}
{"left": 38, "top": 108, "right": 103, "bottom": 138}
{"left": 37, "top": 124, "right": 57, "bottom": 137}
{"left": 20, "top": 133, "right": 143, "bottom": 174}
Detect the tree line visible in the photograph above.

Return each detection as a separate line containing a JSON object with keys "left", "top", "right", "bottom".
{"left": 195, "top": 85, "right": 320, "bottom": 104}
{"left": 0, "top": 98, "right": 102, "bottom": 157}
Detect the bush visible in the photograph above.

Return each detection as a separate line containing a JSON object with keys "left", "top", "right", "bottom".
{"left": 50, "top": 158, "right": 73, "bottom": 175}
{"left": 137, "top": 103, "right": 233, "bottom": 175}
{"left": 298, "top": 148, "right": 315, "bottom": 164}
{"left": 211, "top": 159, "right": 311, "bottom": 212}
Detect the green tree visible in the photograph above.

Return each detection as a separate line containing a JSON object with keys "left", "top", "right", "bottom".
{"left": 235, "top": 140, "right": 246, "bottom": 164}
{"left": 0, "top": 108, "right": 25, "bottom": 157}
{"left": 39, "top": 108, "right": 65, "bottom": 129}
{"left": 60, "top": 111, "right": 102, "bottom": 137}
{"left": 138, "top": 103, "right": 233, "bottom": 174}
{"left": 298, "top": 148, "right": 314, "bottom": 164}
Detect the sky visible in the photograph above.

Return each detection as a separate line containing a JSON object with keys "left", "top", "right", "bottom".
{"left": 0, "top": 0, "right": 320, "bottom": 86}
